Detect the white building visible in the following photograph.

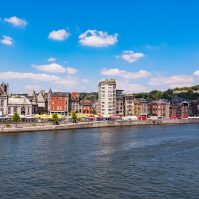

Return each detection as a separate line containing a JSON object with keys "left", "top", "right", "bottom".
{"left": 0, "top": 83, "right": 8, "bottom": 116}
{"left": 8, "top": 96, "right": 33, "bottom": 116}
{"left": 98, "top": 79, "right": 116, "bottom": 116}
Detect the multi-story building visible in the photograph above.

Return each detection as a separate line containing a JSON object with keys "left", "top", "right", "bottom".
{"left": 116, "top": 90, "right": 124, "bottom": 115}
{"left": 98, "top": 79, "right": 116, "bottom": 116}
{"left": 189, "top": 100, "right": 198, "bottom": 116}
{"left": 37, "top": 90, "right": 48, "bottom": 114}
{"left": 140, "top": 99, "right": 149, "bottom": 116}
{"left": 170, "top": 97, "right": 190, "bottom": 118}
{"left": 180, "top": 101, "right": 189, "bottom": 118}
{"left": 8, "top": 96, "right": 33, "bottom": 116}
{"left": 27, "top": 90, "right": 38, "bottom": 114}
{"left": 150, "top": 99, "right": 170, "bottom": 118}
{"left": 70, "top": 92, "right": 80, "bottom": 113}
{"left": 197, "top": 98, "right": 199, "bottom": 115}
{"left": 49, "top": 92, "right": 70, "bottom": 115}
{"left": 92, "top": 100, "right": 99, "bottom": 114}
{"left": 123, "top": 94, "right": 134, "bottom": 116}
{"left": 80, "top": 100, "right": 93, "bottom": 114}
{"left": 132, "top": 99, "right": 141, "bottom": 116}
{"left": 0, "top": 82, "right": 8, "bottom": 116}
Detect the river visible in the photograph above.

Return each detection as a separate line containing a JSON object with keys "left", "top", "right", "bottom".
{"left": 0, "top": 124, "right": 199, "bottom": 198}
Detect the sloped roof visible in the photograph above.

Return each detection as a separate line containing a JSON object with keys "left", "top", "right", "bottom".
{"left": 8, "top": 96, "right": 31, "bottom": 105}
{"left": 0, "top": 86, "right": 4, "bottom": 95}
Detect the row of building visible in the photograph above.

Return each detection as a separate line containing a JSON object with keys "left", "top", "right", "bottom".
{"left": 0, "top": 83, "right": 97, "bottom": 116}
{"left": 0, "top": 80, "right": 199, "bottom": 118}
{"left": 98, "top": 79, "right": 199, "bottom": 118}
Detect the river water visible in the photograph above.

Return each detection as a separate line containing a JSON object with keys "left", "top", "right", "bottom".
{"left": 0, "top": 124, "right": 199, "bottom": 199}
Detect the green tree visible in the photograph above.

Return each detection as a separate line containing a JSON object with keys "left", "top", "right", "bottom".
{"left": 71, "top": 112, "right": 77, "bottom": 123}
{"left": 12, "top": 112, "right": 20, "bottom": 123}
{"left": 52, "top": 113, "right": 59, "bottom": 125}
{"left": 90, "top": 110, "right": 97, "bottom": 115}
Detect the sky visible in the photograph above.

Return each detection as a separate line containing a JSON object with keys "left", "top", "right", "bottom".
{"left": 0, "top": 0, "right": 199, "bottom": 93}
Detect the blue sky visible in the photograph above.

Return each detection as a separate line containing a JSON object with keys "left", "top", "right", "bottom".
{"left": 0, "top": 0, "right": 199, "bottom": 93}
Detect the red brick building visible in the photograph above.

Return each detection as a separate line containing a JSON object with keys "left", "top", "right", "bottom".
{"left": 170, "top": 98, "right": 189, "bottom": 118}
{"left": 80, "top": 100, "right": 93, "bottom": 114}
{"left": 49, "top": 92, "right": 69, "bottom": 115}
{"left": 150, "top": 99, "right": 170, "bottom": 118}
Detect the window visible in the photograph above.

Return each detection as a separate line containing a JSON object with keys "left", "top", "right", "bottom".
{"left": 14, "top": 107, "right": 17, "bottom": 113}
{"left": 0, "top": 100, "right": 4, "bottom": 106}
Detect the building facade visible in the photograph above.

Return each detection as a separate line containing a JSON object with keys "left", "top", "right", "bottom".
{"left": 123, "top": 94, "right": 134, "bottom": 116}
{"left": 37, "top": 90, "right": 48, "bottom": 114}
{"left": 150, "top": 99, "right": 170, "bottom": 118}
{"left": 8, "top": 96, "right": 33, "bottom": 116}
{"left": 70, "top": 92, "right": 80, "bottom": 113}
{"left": 116, "top": 90, "right": 124, "bottom": 115}
{"left": 80, "top": 100, "right": 93, "bottom": 114}
{"left": 98, "top": 79, "right": 116, "bottom": 116}
{"left": 49, "top": 92, "right": 70, "bottom": 115}
{"left": 0, "top": 83, "right": 8, "bottom": 116}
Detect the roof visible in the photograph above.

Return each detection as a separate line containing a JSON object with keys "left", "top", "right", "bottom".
{"left": 51, "top": 92, "right": 69, "bottom": 97}
{"left": 8, "top": 96, "right": 32, "bottom": 105}
{"left": 0, "top": 86, "right": 4, "bottom": 96}
{"left": 80, "top": 100, "right": 93, "bottom": 106}
{"left": 71, "top": 92, "right": 80, "bottom": 98}
{"left": 151, "top": 99, "right": 170, "bottom": 104}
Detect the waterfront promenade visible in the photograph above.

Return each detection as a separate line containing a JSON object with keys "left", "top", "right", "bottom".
{"left": 1, "top": 118, "right": 199, "bottom": 133}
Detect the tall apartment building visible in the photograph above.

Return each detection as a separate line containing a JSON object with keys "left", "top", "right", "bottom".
{"left": 0, "top": 82, "right": 8, "bottom": 116}
{"left": 98, "top": 79, "right": 116, "bottom": 116}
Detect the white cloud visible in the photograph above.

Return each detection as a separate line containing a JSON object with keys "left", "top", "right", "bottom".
{"left": 117, "top": 81, "right": 148, "bottom": 93}
{"left": 48, "top": 57, "right": 56, "bottom": 62}
{"left": 117, "top": 50, "right": 144, "bottom": 63}
{"left": 101, "top": 68, "right": 150, "bottom": 79}
{"left": 0, "top": 71, "right": 77, "bottom": 87}
{"left": 4, "top": 16, "right": 27, "bottom": 27}
{"left": 65, "top": 67, "right": 77, "bottom": 75}
{"left": 33, "top": 63, "right": 77, "bottom": 75}
{"left": 193, "top": 70, "right": 199, "bottom": 76}
{"left": 0, "top": 35, "right": 13, "bottom": 46}
{"left": 79, "top": 30, "right": 118, "bottom": 47}
{"left": 33, "top": 63, "right": 65, "bottom": 73}
{"left": 48, "top": 29, "right": 70, "bottom": 41}
{"left": 0, "top": 71, "right": 61, "bottom": 82}
{"left": 149, "top": 75, "right": 194, "bottom": 88}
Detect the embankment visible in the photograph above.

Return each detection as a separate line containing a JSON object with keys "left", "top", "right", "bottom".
{"left": 0, "top": 118, "right": 199, "bottom": 133}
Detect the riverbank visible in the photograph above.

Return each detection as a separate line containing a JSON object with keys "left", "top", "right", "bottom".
{"left": 1, "top": 118, "right": 199, "bottom": 133}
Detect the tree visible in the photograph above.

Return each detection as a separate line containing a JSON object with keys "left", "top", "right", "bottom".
{"left": 12, "top": 112, "right": 20, "bottom": 123}
{"left": 52, "top": 113, "right": 59, "bottom": 125}
{"left": 71, "top": 112, "right": 77, "bottom": 123}
{"left": 90, "top": 110, "right": 97, "bottom": 115}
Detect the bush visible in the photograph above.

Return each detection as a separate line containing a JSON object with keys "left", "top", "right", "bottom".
{"left": 5, "top": 123, "right": 12, "bottom": 128}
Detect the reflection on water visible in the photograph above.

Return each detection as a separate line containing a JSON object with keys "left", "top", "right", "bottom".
{"left": 0, "top": 124, "right": 199, "bottom": 198}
